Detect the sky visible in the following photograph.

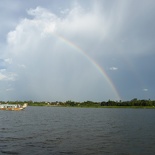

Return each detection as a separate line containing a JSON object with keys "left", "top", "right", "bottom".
{"left": 0, "top": 0, "right": 155, "bottom": 102}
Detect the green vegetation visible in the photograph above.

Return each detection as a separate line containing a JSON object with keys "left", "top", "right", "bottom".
{"left": 1, "top": 98, "right": 155, "bottom": 108}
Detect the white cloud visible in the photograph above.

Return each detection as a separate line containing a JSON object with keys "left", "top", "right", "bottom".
{"left": 109, "top": 67, "right": 118, "bottom": 71}
{"left": 0, "top": 73, "right": 7, "bottom": 80}
{"left": 3, "top": 5, "right": 121, "bottom": 101}
{"left": 143, "top": 89, "right": 148, "bottom": 92}
{"left": 18, "top": 64, "right": 26, "bottom": 69}
{"left": 0, "top": 72, "right": 17, "bottom": 81}
{"left": 4, "top": 58, "right": 12, "bottom": 64}
{"left": 6, "top": 88, "right": 14, "bottom": 92}
{"left": 0, "top": 69, "right": 6, "bottom": 72}
{"left": 0, "top": 68, "right": 17, "bottom": 81}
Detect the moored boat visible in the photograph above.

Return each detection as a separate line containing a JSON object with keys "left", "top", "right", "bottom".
{"left": 0, "top": 103, "right": 28, "bottom": 111}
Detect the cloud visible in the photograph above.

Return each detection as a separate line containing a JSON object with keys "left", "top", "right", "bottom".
{"left": 109, "top": 67, "right": 118, "bottom": 71}
{"left": 143, "top": 89, "right": 148, "bottom": 92}
{"left": 1, "top": 1, "right": 155, "bottom": 101}
{"left": 3, "top": 5, "right": 121, "bottom": 101}
{"left": 4, "top": 58, "right": 12, "bottom": 64}
{"left": 0, "top": 73, "right": 7, "bottom": 80}
{"left": 0, "top": 70, "right": 17, "bottom": 81}
{"left": 6, "top": 88, "right": 14, "bottom": 92}
{"left": 18, "top": 64, "right": 26, "bottom": 69}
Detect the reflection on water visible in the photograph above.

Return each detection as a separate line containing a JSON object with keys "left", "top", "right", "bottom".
{"left": 0, "top": 107, "right": 155, "bottom": 155}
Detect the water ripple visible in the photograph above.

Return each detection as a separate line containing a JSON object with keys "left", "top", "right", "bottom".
{"left": 0, "top": 107, "right": 155, "bottom": 155}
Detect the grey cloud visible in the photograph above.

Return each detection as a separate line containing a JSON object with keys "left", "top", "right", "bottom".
{"left": 0, "top": 0, "right": 155, "bottom": 101}
{"left": 3, "top": 5, "right": 119, "bottom": 101}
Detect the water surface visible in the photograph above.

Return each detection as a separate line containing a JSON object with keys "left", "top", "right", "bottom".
{"left": 0, "top": 107, "right": 155, "bottom": 154}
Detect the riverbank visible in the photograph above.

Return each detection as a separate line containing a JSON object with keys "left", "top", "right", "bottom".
{"left": 46, "top": 105, "right": 155, "bottom": 109}
{"left": 1, "top": 99, "right": 155, "bottom": 108}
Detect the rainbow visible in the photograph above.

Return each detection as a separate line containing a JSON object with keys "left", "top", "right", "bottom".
{"left": 53, "top": 33, "right": 121, "bottom": 101}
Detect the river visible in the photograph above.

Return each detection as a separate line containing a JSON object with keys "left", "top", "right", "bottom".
{"left": 0, "top": 106, "right": 155, "bottom": 155}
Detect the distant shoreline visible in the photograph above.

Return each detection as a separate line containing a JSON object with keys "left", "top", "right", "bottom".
{"left": 45, "top": 105, "right": 155, "bottom": 109}
{"left": 1, "top": 99, "right": 155, "bottom": 108}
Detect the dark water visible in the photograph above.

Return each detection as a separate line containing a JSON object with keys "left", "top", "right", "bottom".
{"left": 0, "top": 107, "right": 155, "bottom": 155}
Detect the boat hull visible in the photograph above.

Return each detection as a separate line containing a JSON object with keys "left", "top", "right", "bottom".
{"left": 0, "top": 108, "right": 24, "bottom": 111}
{"left": 0, "top": 103, "right": 27, "bottom": 111}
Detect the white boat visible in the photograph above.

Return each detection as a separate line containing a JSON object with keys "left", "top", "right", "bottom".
{"left": 0, "top": 103, "right": 28, "bottom": 111}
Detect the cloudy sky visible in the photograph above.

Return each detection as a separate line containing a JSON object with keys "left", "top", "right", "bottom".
{"left": 0, "top": 0, "right": 155, "bottom": 102}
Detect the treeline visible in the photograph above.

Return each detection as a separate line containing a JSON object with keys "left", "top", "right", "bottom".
{"left": 101, "top": 98, "right": 155, "bottom": 107}
{"left": 1, "top": 98, "right": 155, "bottom": 107}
